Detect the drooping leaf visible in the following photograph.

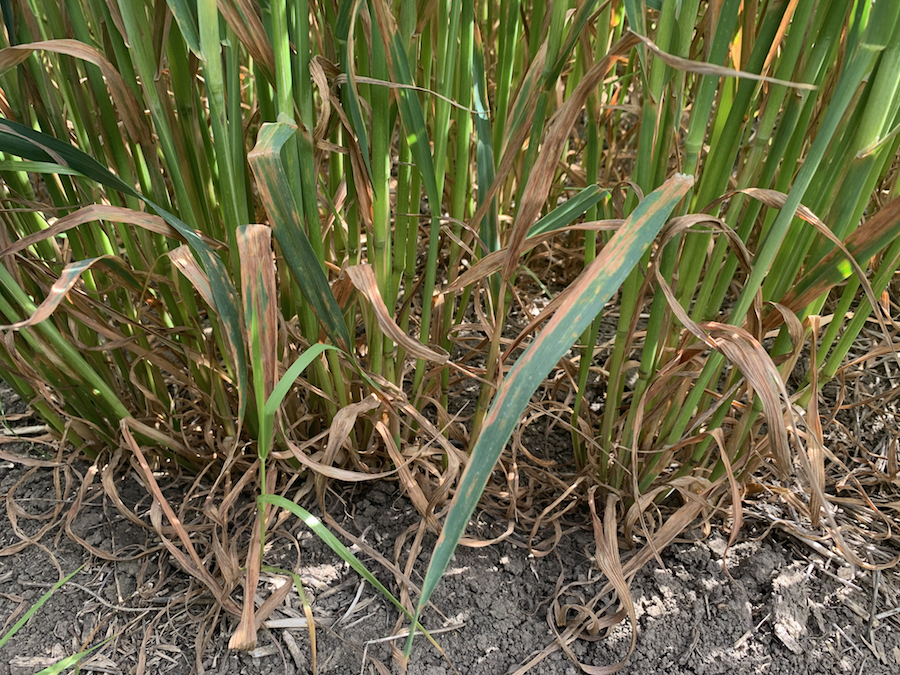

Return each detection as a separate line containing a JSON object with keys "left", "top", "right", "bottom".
{"left": 0, "top": 204, "right": 224, "bottom": 258}
{"left": 248, "top": 120, "right": 352, "bottom": 351}
{"left": 0, "top": 40, "right": 152, "bottom": 144}
{"left": 346, "top": 264, "right": 448, "bottom": 363}
{"left": 0, "top": 256, "right": 139, "bottom": 330}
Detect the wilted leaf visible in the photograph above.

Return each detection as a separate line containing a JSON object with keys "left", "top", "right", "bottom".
{"left": 0, "top": 40, "right": 151, "bottom": 144}
{"left": 0, "top": 204, "right": 224, "bottom": 258}
{"left": 346, "top": 264, "right": 448, "bottom": 363}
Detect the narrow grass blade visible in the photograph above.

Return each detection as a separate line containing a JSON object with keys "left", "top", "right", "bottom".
{"left": 335, "top": 0, "right": 374, "bottom": 192}
{"left": 0, "top": 567, "right": 81, "bottom": 650}
{"left": 261, "top": 494, "right": 440, "bottom": 648}
{"left": 372, "top": 9, "right": 443, "bottom": 272}
{"left": 472, "top": 25, "right": 498, "bottom": 254}
{"left": 405, "top": 174, "right": 694, "bottom": 659}
{"left": 30, "top": 640, "right": 111, "bottom": 675}
{"left": 198, "top": 0, "right": 247, "bottom": 255}
{"left": 0, "top": 160, "right": 80, "bottom": 174}
{"left": 527, "top": 186, "right": 610, "bottom": 237}
{"left": 381, "top": 26, "right": 442, "bottom": 165}
{"left": 265, "top": 344, "right": 340, "bottom": 418}
{"left": 623, "top": 0, "right": 646, "bottom": 37}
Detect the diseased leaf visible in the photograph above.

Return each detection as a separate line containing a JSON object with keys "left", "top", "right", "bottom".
{"left": 219, "top": 0, "right": 275, "bottom": 76}
{"left": 248, "top": 120, "right": 352, "bottom": 351}
{"left": 237, "top": 224, "right": 278, "bottom": 400}
{"left": 405, "top": 174, "right": 694, "bottom": 659}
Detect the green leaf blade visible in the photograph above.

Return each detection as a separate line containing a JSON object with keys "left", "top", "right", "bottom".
{"left": 405, "top": 173, "right": 694, "bottom": 657}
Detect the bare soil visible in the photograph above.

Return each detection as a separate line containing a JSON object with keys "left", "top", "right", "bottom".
{"left": 2, "top": 383, "right": 900, "bottom": 675}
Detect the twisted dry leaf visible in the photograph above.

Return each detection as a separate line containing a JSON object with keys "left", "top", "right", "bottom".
{"left": 346, "top": 264, "right": 449, "bottom": 363}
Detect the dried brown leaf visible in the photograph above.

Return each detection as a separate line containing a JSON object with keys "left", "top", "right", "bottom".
{"left": 0, "top": 204, "right": 223, "bottom": 258}
{"left": 346, "top": 264, "right": 448, "bottom": 362}
{"left": 806, "top": 315, "right": 826, "bottom": 527}
{"left": 0, "top": 255, "right": 118, "bottom": 330}
{"left": 219, "top": 0, "right": 275, "bottom": 76}
{"left": 740, "top": 188, "right": 887, "bottom": 343}
{"left": 0, "top": 39, "right": 151, "bottom": 145}
{"left": 654, "top": 250, "right": 798, "bottom": 478}
{"left": 376, "top": 421, "right": 440, "bottom": 531}
{"left": 170, "top": 246, "right": 214, "bottom": 309}
{"left": 630, "top": 30, "right": 817, "bottom": 90}
{"left": 122, "top": 420, "right": 240, "bottom": 617}
{"left": 502, "top": 32, "right": 640, "bottom": 282}
{"left": 230, "top": 513, "right": 262, "bottom": 650}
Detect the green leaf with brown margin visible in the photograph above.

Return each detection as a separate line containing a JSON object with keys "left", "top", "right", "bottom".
{"left": 248, "top": 120, "right": 352, "bottom": 351}
{"left": 237, "top": 224, "right": 279, "bottom": 458}
{"left": 403, "top": 173, "right": 694, "bottom": 660}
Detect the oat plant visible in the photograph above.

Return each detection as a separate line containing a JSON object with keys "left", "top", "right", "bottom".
{"left": 0, "top": 0, "right": 899, "bottom": 669}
